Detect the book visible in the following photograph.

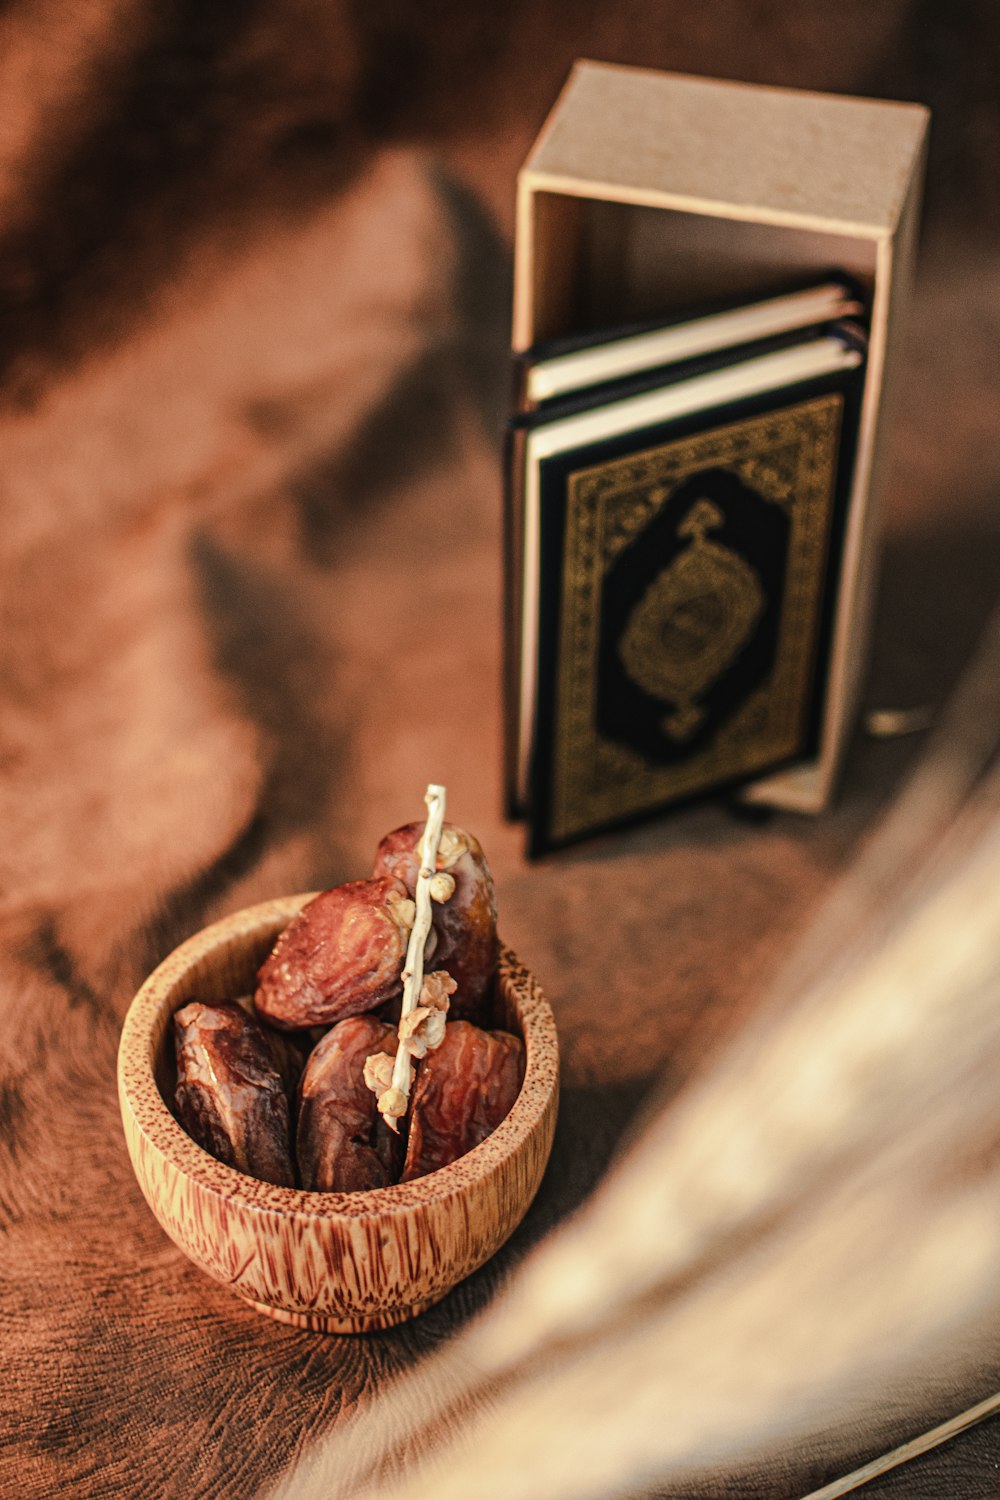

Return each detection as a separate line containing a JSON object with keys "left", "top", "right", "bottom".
{"left": 514, "top": 276, "right": 864, "bottom": 410}
{"left": 504, "top": 282, "right": 868, "bottom": 856}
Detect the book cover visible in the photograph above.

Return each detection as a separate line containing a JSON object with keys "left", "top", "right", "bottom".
{"left": 512, "top": 331, "right": 866, "bottom": 855}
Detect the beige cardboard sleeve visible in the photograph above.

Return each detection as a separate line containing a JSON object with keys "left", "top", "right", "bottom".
{"left": 513, "top": 62, "right": 929, "bottom": 813}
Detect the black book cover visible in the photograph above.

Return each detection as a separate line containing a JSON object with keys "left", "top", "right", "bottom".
{"left": 523, "top": 345, "right": 866, "bottom": 855}
{"left": 502, "top": 324, "right": 852, "bottom": 821}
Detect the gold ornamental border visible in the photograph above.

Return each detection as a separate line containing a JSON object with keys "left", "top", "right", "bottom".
{"left": 551, "top": 393, "right": 845, "bottom": 842}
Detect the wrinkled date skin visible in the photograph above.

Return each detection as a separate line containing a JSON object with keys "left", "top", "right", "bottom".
{"left": 402, "top": 1020, "right": 524, "bottom": 1182}
{"left": 255, "top": 877, "right": 418, "bottom": 1030}
{"left": 373, "top": 822, "right": 498, "bottom": 1020}
{"left": 174, "top": 1001, "right": 295, "bottom": 1187}
{"left": 297, "top": 1016, "right": 402, "bottom": 1192}
{"left": 233, "top": 994, "right": 320, "bottom": 1097}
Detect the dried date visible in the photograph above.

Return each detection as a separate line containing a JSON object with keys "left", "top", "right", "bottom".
{"left": 174, "top": 1001, "right": 295, "bottom": 1187}
{"left": 232, "top": 993, "right": 318, "bottom": 1097}
{"left": 297, "top": 1016, "right": 401, "bottom": 1192}
{"left": 255, "top": 877, "right": 421, "bottom": 1030}
{"left": 373, "top": 823, "right": 498, "bottom": 1019}
{"left": 401, "top": 1020, "right": 524, "bottom": 1182}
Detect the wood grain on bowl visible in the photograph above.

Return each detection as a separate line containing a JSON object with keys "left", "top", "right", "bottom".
{"left": 117, "top": 895, "right": 559, "bottom": 1333}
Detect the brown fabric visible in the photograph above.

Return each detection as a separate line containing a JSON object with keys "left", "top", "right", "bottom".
{"left": 1, "top": 3, "right": 998, "bottom": 1496}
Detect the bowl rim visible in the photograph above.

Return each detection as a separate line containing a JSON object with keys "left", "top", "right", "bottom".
{"left": 118, "top": 892, "right": 559, "bottom": 1223}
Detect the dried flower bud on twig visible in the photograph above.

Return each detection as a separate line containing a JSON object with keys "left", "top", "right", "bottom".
{"left": 366, "top": 784, "right": 449, "bottom": 1131}
{"left": 429, "top": 872, "right": 456, "bottom": 904}
{"left": 373, "top": 817, "right": 498, "bottom": 1020}
{"left": 362, "top": 1050, "right": 395, "bottom": 1098}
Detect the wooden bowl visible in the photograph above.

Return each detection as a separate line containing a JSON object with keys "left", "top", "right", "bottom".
{"left": 117, "top": 894, "right": 559, "bottom": 1334}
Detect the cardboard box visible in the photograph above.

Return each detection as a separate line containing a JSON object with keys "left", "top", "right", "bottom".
{"left": 512, "top": 62, "right": 929, "bottom": 813}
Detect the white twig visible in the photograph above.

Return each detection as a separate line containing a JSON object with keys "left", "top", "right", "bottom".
{"left": 375, "top": 784, "right": 447, "bottom": 1132}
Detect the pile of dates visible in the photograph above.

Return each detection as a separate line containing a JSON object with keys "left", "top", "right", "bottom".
{"left": 172, "top": 822, "right": 524, "bottom": 1190}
